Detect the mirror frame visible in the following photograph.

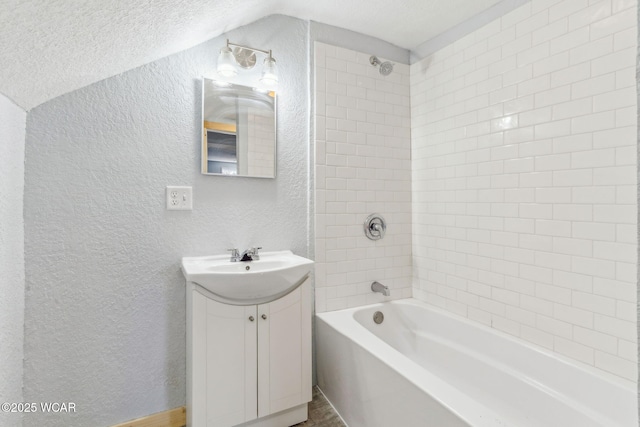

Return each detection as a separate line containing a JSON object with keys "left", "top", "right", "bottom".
{"left": 201, "top": 78, "right": 277, "bottom": 178}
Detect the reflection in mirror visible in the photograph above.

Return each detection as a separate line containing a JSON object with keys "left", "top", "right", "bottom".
{"left": 202, "top": 79, "right": 276, "bottom": 178}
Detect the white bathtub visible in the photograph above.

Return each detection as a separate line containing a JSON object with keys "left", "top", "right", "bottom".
{"left": 316, "top": 299, "right": 637, "bottom": 427}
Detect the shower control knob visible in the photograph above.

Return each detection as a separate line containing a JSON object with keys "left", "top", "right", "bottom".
{"left": 364, "top": 213, "right": 386, "bottom": 240}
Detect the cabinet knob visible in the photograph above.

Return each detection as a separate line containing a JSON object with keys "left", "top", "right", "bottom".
{"left": 249, "top": 316, "right": 255, "bottom": 322}
{"left": 261, "top": 314, "right": 267, "bottom": 320}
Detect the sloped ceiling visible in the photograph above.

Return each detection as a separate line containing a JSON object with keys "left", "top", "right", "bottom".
{"left": 0, "top": 0, "right": 501, "bottom": 110}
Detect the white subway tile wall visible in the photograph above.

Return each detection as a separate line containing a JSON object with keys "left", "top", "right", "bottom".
{"left": 411, "top": 0, "right": 637, "bottom": 381}
{"left": 315, "top": 42, "right": 412, "bottom": 313}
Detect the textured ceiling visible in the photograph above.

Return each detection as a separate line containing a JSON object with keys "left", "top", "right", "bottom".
{"left": 0, "top": 0, "right": 500, "bottom": 110}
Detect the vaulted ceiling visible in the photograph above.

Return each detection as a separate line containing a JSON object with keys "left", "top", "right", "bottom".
{"left": 0, "top": 0, "right": 501, "bottom": 110}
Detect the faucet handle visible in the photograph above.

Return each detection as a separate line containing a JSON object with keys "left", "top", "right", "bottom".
{"left": 250, "top": 247, "right": 262, "bottom": 260}
{"left": 227, "top": 248, "right": 240, "bottom": 262}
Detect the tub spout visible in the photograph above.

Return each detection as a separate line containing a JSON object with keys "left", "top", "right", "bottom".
{"left": 371, "top": 281, "right": 390, "bottom": 296}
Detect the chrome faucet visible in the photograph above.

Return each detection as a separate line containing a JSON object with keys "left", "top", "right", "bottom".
{"left": 228, "top": 247, "right": 262, "bottom": 262}
{"left": 371, "top": 281, "right": 390, "bottom": 296}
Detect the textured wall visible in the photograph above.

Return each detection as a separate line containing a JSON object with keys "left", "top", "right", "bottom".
{"left": 411, "top": 0, "right": 637, "bottom": 381}
{"left": 314, "top": 43, "right": 412, "bottom": 312}
{"left": 23, "top": 15, "right": 309, "bottom": 427}
{"left": 0, "top": 94, "right": 26, "bottom": 427}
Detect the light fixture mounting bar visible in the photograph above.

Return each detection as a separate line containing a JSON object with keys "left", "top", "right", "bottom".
{"left": 226, "top": 39, "right": 272, "bottom": 57}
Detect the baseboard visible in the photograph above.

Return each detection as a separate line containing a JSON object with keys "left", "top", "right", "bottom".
{"left": 111, "top": 406, "right": 186, "bottom": 427}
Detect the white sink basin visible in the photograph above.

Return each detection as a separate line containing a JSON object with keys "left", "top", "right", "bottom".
{"left": 181, "top": 250, "right": 314, "bottom": 305}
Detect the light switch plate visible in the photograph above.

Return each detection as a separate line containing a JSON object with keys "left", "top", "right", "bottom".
{"left": 166, "top": 186, "right": 192, "bottom": 210}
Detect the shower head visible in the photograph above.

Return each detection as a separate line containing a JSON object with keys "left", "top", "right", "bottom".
{"left": 370, "top": 55, "right": 394, "bottom": 76}
{"left": 379, "top": 61, "right": 394, "bottom": 76}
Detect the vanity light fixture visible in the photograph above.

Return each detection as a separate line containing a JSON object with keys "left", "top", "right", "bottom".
{"left": 216, "top": 39, "right": 278, "bottom": 89}
{"left": 260, "top": 55, "right": 278, "bottom": 89}
{"left": 216, "top": 45, "right": 237, "bottom": 77}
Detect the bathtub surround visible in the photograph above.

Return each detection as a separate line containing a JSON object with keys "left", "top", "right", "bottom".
{"left": 307, "top": 21, "right": 411, "bottom": 267}
{"left": 314, "top": 43, "right": 413, "bottom": 313}
{"left": 411, "top": 0, "right": 637, "bottom": 382}
{"left": 0, "top": 94, "right": 26, "bottom": 427}
{"left": 312, "top": 0, "right": 639, "bottom": 386}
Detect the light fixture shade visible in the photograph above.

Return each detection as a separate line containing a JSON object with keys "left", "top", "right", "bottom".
{"left": 217, "top": 46, "right": 237, "bottom": 78}
{"left": 259, "top": 56, "right": 278, "bottom": 89}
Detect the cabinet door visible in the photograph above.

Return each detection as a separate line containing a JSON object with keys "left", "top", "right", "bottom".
{"left": 257, "top": 281, "right": 312, "bottom": 418}
{"left": 206, "top": 297, "right": 258, "bottom": 427}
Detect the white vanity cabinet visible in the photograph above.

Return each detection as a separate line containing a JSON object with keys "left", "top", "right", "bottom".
{"left": 186, "top": 280, "right": 312, "bottom": 427}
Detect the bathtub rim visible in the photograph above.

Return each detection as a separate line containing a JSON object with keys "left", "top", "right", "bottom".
{"left": 316, "top": 297, "right": 636, "bottom": 427}
{"left": 317, "top": 300, "right": 501, "bottom": 427}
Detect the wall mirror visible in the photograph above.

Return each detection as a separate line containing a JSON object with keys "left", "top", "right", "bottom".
{"left": 202, "top": 78, "right": 276, "bottom": 178}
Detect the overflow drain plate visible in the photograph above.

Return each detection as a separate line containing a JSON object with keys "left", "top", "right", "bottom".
{"left": 373, "top": 311, "right": 384, "bottom": 324}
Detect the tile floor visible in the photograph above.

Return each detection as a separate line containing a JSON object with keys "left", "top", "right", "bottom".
{"left": 293, "top": 386, "right": 345, "bottom": 427}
